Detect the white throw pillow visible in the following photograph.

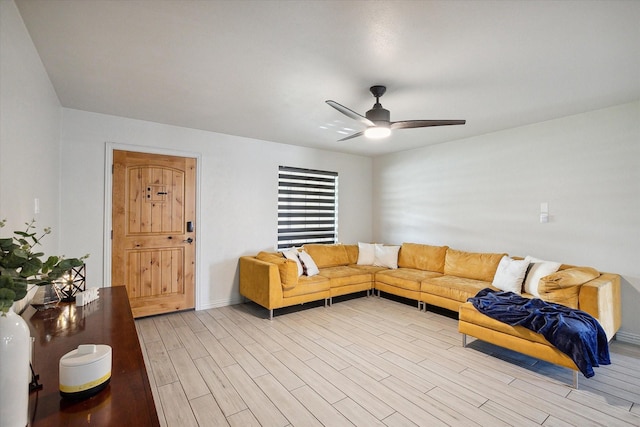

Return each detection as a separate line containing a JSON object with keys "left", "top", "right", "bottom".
{"left": 282, "top": 248, "right": 303, "bottom": 277}
{"left": 298, "top": 250, "right": 320, "bottom": 277}
{"left": 492, "top": 256, "right": 529, "bottom": 294}
{"left": 374, "top": 245, "right": 401, "bottom": 269}
{"left": 523, "top": 256, "right": 562, "bottom": 297}
{"left": 357, "top": 242, "right": 378, "bottom": 265}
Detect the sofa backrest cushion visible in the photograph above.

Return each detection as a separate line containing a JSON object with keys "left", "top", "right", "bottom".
{"left": 344, "top": 244, "right": 359, "bottom": 264}
{"left": 538, "top": 266, "right": 600, "bottom": 309}
{"left": 256, "top": 251, "right": 299, "bottom": 290}
{"left": 302, "top": 244, "right": 350, "bottom": 268}
{"left": 398, "top": 243, "right": 448, "bottom": 273}
{"left": 444, "top": 249, "right": 506, "bottom": 282}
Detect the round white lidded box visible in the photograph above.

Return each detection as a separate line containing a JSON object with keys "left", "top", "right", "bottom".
{"left": 59, "top": 344, "right": 112, "bottom": 399}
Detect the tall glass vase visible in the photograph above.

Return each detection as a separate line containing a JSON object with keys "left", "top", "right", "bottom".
{"left": 0, "top": 304, "right": 30, "bottom": 427}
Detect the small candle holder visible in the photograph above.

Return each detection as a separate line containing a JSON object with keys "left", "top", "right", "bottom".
{"left": 54, "top": 264, "right": 86, "bottom": 302}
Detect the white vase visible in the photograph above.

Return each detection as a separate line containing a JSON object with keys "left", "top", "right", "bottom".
{"left": 0, "top": 304, "right": 30, "bottom": 427}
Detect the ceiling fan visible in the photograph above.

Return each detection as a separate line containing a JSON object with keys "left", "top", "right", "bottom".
{"left": 326, "top": 85, "right": 465, "bottom": 141}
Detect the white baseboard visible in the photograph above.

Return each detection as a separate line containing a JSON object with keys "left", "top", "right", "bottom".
{"left": 197, "top": 296, "right": 244, "bottom": 311}
{"left": 615, "top": 330, "right": 640, "bottom": 346}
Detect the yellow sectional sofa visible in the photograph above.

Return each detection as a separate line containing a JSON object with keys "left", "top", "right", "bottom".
{"left": 239, "top": 244, "right": 387, "bottom": 319}
{"left": 239, "top": 242, "right": 621, "bottom": 384}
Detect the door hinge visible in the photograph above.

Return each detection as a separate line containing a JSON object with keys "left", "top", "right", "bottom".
{"left": 112, "top": 164, "right": 114, "bottom": 174}
{"left": 111, "top": 230, "right": 113, "bottom": 240}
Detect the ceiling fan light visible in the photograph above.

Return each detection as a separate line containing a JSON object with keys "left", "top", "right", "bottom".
{"left": 364, "top": 126, "right": 391, "bottom": 139}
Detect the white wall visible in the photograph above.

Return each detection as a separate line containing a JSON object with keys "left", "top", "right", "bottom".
{"left": 0, "top": 0, "right": 61, "bottom": 244}
{"left": 59, "top": 108, "right": 373, "bottom": 309}
{"left": 0, "top": 0, "right": 62, "bottom": 312}
{"left": 373, "top": 101, "right": 640, "bottom": 341}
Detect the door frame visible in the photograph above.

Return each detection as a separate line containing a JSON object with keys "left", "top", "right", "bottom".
{"left": 103, "top": 142, "right": 203, "bottom": 310}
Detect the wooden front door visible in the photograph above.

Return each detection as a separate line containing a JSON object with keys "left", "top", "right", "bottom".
{"left": 112, "top": 150, "right": 196, "bottom": 318}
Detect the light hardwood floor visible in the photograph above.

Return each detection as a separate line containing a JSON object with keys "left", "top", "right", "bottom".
{"left": 135, "top": 295, "right": 640, "bottom": 427}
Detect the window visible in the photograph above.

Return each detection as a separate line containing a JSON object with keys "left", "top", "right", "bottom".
{"left": 277, "top": 166, "right": 338, "bottom": 249}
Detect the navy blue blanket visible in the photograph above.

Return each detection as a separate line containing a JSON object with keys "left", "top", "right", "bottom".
{"left": 468, "top": 288, "right": 610, "bottom": 378}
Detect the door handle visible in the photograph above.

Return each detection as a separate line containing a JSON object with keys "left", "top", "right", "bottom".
{"left": 183, "top": 237, "right": 194, "bottom": 244}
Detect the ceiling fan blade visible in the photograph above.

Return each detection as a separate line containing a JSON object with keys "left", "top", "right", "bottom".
{"left": 337, "top": 131, "right": 364, "bottom": 142}
{"left": 391, "top": 119, "right": 466, "bottom": 129}
{"left": 326, "top": 100, "right": 375, "bottom": 127}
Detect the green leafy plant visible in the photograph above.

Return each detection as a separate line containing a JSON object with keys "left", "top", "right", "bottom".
{"left": 0, "top": 218, "right": 88, "bottom": 314}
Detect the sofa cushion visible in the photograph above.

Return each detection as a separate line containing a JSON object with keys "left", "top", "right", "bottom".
{"left": 422, "top": 275, "right": 497, "bottom": 303}
{"left": 282, "top": 275, "right": 330, "bottom": 298}
{"left": 537, "top": 266, "right": 600, "bottom": 309}
{"left": 492, "top": 256, "right": 530, "bottom": 294}
{"left": 256, "top": 251, "right": 298, "bottom": 290}
{"left": 444, "top": 249, "right": 506, "bottom": 282}
{"left": 523, "top": 256, "right": 562, "bottom": 296}
{"left": 398, "top": 243, "right": 448, "bottom": 273}
{"left": 357, "top": 242, "right": 378, "bottom": 265}
{"left": 344, "top": 244, "right": 359, "bottom": 264}
{"left": 374, "top": 245, "right": 401, "bottom": 269}
{"left": 303, "top": 244, "right": 350, "bottom": 268}
{"left": 282, "top": 248, "right": 303, "bottom": 276}
{"left": 377, "top": 268, "right": 442, "bottom": 292}
{"left": 298, "top": 250, "right": 320, "bottom": 276}
{"left": 318, "top": 266, "right": 372, "bottom": 288}
{"left": 348, "top": 264, "right": 389, "bottom": 274}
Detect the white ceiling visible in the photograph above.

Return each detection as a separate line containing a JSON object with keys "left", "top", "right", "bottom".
{"left": 15, "top": 0, "right": 640, "bottom": 157}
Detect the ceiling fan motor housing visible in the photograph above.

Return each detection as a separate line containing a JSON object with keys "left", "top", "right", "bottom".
{"left": 366, "top": 104, "right": 390, "bottom": 124}
{"left": 367, "top": 85, "right": 390, "bottom": 125}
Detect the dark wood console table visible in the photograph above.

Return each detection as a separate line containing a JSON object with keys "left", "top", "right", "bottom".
{"left": 23, "top": 286, "right": 160, "bottom": 426}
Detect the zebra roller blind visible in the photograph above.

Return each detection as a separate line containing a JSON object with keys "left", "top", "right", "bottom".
{"left": 278, "top": 166, "right": 338, "bottom": 249}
